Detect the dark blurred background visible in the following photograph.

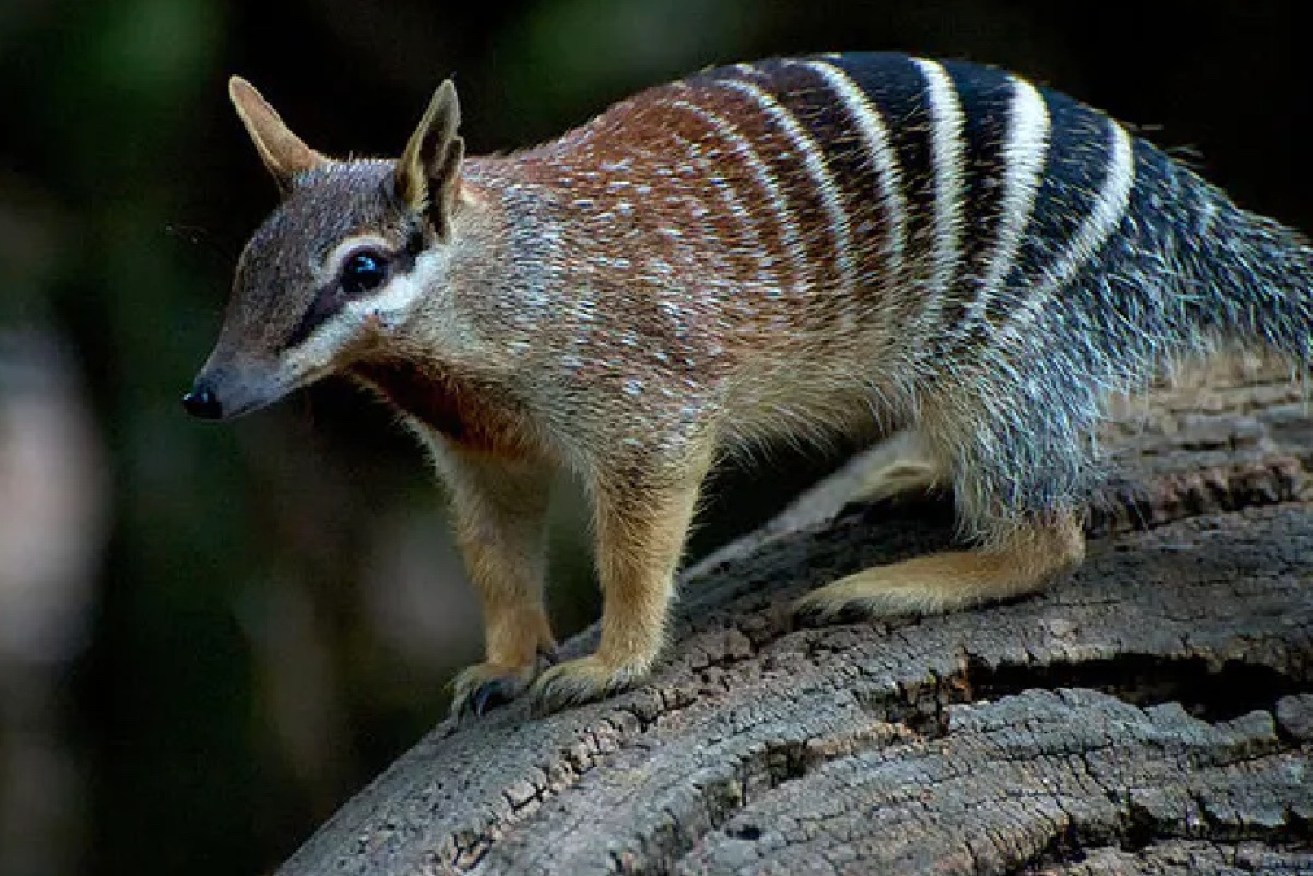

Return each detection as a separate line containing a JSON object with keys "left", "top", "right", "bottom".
{"left": 0, "top": 1, "right": 1308, "bottom": 873}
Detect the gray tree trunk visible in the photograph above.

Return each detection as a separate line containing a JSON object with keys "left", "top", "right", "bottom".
{"left": 277, "top": 358, "right": 1313, "bottom": 876}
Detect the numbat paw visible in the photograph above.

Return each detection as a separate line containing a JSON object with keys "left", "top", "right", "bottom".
{"left": 528, "top": 654, "right": 648, "bottom": 715}
{"left": 795, "top": 535, "right": 1080, "bottom": 624}
{"left": 794, "top": 572, "right": 933, "bottom": 624}
{"left": 450, "top": 648, "right": 558, "bottom": 719}
{"left": 450, "top": 662, "right": 535, "bottom": 718}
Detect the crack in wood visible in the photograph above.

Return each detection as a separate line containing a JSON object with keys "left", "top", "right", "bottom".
{"left": 965, "top": 654, "right": 1306, "bottom": 725}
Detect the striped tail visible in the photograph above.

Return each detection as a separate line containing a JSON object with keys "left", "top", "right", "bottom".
{"left": 956, "top": 134, "right": 1313, "bottom": 527}
{"left": 996, "top": 130, "right": 1313, "bottom": 411}
{"left": 1134, "top": 153, "right": 1313, "bottom": 363}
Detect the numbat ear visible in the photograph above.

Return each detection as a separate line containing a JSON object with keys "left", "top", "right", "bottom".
{"left": 228, "top": 76, "right": 325, "bottom": 193}
{"left": 396, "top": 79, "right": 465, "bottom": 240}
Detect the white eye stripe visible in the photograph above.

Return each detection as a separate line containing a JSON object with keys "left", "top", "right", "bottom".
{"left": 287, "top": 247, "right": 441, "bottom": 363}
{"left": 316, "top": 234, "right": 393, "bottom": 285}
{"left": 348, "top": 248, "right": 443, "bottom": 317}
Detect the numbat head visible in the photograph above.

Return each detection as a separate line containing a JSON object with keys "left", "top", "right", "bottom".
{"left": 185, "top": 77, "right": 471, "bottom": 420}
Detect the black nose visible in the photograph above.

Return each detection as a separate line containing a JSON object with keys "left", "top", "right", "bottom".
{"left": 182, "top": 384, "right": 223, "bottom": 420}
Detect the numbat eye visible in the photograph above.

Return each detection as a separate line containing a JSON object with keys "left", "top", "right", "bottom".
{"left": 341, "top": 250, "right": 389, "bottom": 296}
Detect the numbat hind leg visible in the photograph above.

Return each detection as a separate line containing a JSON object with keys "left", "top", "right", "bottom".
{"left": 795, "top": 511, "right": 1084, "bottom": 621}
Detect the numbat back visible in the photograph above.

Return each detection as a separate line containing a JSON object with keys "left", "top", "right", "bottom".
{"left": 187, "top": 54, "right": 1313, "bottom": 716}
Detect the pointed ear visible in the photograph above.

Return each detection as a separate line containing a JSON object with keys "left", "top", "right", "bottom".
{"left": 228, "top": 76, "right": 325, "bottom": 193}
{"left": 396, "top": 79, "right": 465, "bottom": 240}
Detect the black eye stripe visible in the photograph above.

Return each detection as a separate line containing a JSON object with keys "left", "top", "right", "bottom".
{"left": 286, "top": 280, "right": 347, "bottom": 349}
{"left": 283, "top": 239, "right": 423, "bottom": 350}
{"left": 404, "top": 227, "right": 425, "bottom": 258}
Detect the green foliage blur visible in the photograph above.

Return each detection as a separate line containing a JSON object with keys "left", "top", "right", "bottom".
{"left": 0, "top": 1, "right": 1308, "bottom": 873}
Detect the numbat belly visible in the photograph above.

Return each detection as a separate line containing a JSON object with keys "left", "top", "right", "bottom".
{"left": 186, "top": 54, "right": 1313, "bottom": 716}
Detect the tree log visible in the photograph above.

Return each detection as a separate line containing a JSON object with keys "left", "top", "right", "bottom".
{"left": 278, "top": 359, "right": 1313, "bottom": 875}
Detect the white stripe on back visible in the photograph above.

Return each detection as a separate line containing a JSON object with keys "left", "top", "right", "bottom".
{"left": 668, "top": 87, "right": 811, "bottom": 290}
{"left": 954, "top": 74, "right": 1050, "bottom": 340}
{"left": 911, "top": 58, "right": 966, "bottom": 329}
{"left": 666, "top": 125, "right": 774, "bottom": 287}
{"left": 803, "top": 58, "right": 907, "bottom": 281}
{"left": 713, "top": 75, "right": 856, "bottom": 296}
{"left": 999, "top": 118, "right": 1135, "bottom": 343}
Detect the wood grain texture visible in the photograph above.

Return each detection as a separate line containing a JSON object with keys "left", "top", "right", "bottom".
{"left": 277, "top": 357, "right": 1313, "bottom": 875}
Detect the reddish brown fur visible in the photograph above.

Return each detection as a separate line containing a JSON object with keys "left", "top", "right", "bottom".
{"left": 351, "top": 360, "right": 544, "bottom": 460}
{"left": 477, "top": 77, "right": 911, "bottom": 374}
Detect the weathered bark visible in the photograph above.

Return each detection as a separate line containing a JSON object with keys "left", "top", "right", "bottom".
{"left": 278, "top": 358, "right": 1313, "bottom": 876}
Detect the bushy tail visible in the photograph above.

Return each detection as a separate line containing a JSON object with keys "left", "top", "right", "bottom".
{"left": 1135, "top": 143, "right": 1313, "bottom": 365}
{"left": 947, "top": 141, "right": 1313, "bottom": 527}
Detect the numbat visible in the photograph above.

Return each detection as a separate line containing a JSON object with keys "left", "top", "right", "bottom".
{"left": 186, "top": 54, "right": 1313, "bottom": 716}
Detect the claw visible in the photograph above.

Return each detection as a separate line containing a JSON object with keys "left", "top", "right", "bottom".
{"left": 449, "top": 662, "right": 536, "bottom": 719}
{"left": 793, "top": 590, "right": 870, "bottom": 626}
{"left": 791, "top": 596, "right": 830, "bottom": 627}
{"left": 470, "top": 677, "right": 517, "bottom": 716}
